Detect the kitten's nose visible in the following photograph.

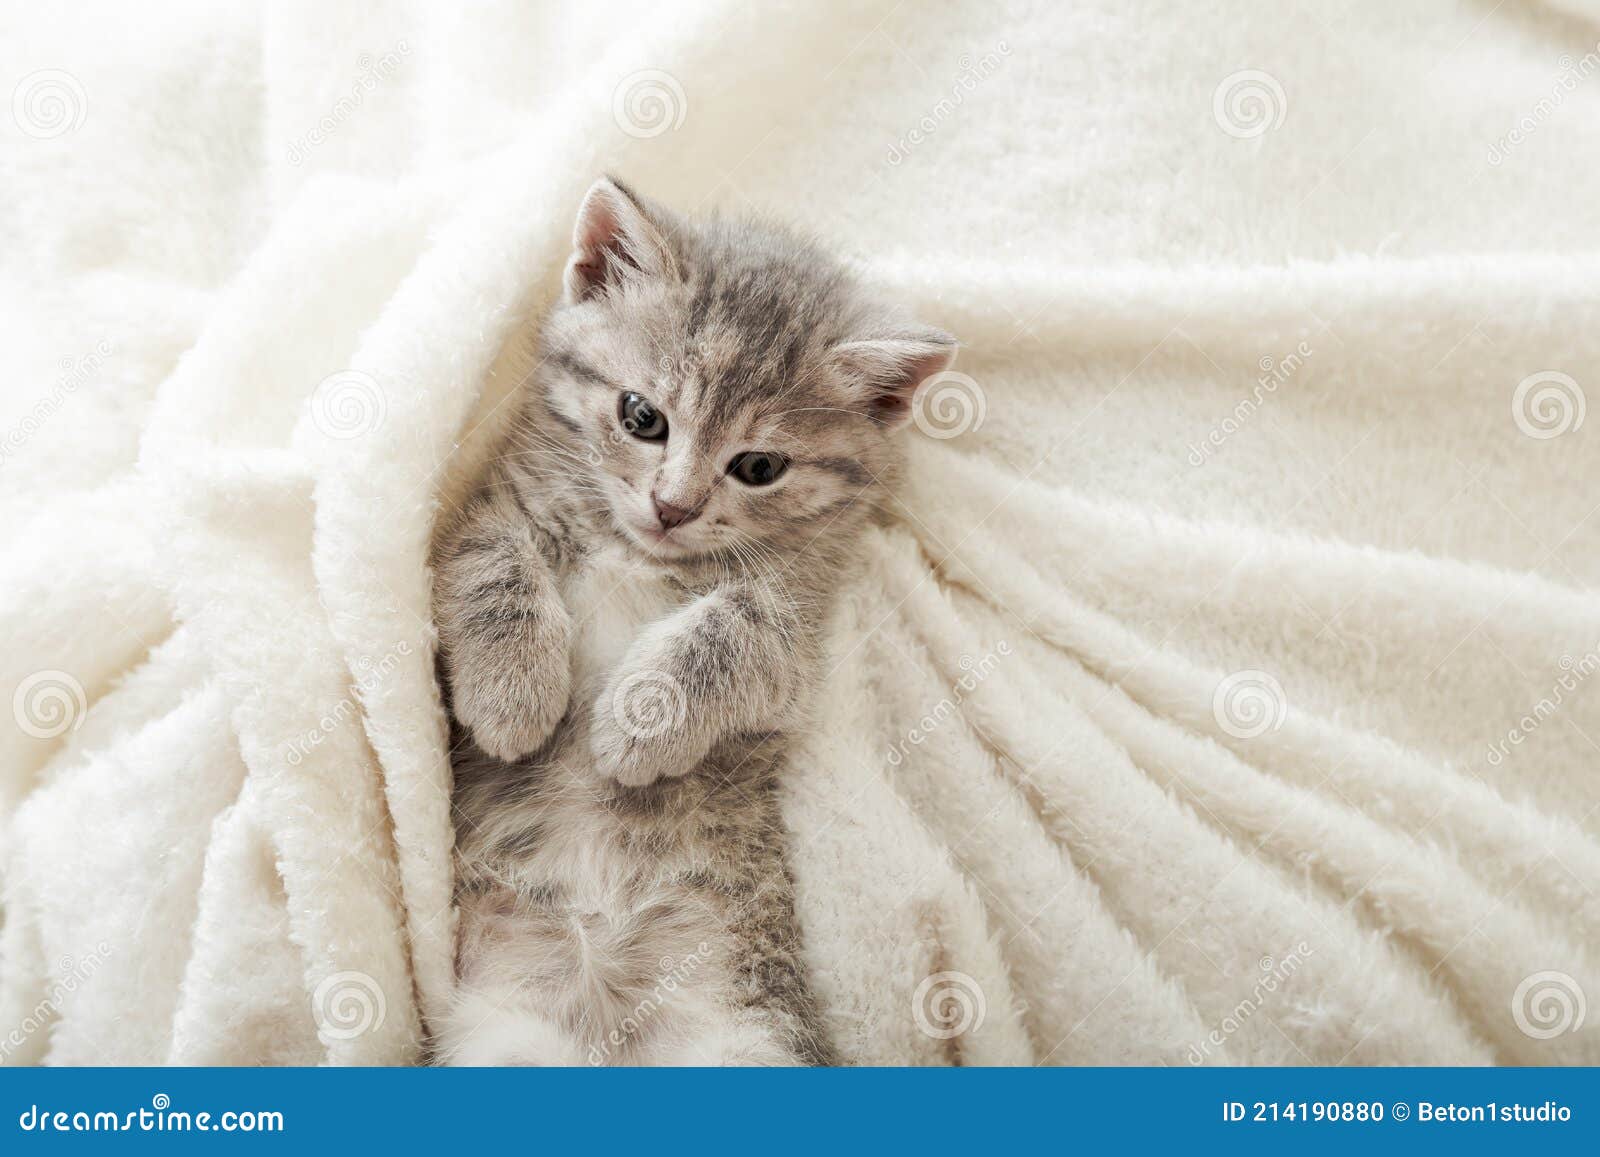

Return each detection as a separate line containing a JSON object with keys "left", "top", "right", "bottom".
{"left": 652, "top": 494, "right": 699, "bottom": 530}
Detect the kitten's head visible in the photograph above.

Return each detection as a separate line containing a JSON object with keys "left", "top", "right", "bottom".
{"left": 536, "top": 176, "right": 955, "bottom": 564}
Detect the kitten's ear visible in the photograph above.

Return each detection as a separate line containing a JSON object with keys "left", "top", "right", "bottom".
{"left": 564, "top": 177, "right": 678, "bottom": 304}
{"left": 831, "top": 329, "right": 958, "bottom": 429}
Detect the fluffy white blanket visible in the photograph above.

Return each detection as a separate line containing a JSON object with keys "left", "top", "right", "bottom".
{"left": 3, "top": 0, "right": 1598, "bottom": 1065}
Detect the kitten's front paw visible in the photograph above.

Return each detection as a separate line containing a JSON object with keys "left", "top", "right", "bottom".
{"left": 589, "top": 666, "right": 707, "bottom": 786}
{"left": 454, "top": 652, "right": 571, "bottom": 763}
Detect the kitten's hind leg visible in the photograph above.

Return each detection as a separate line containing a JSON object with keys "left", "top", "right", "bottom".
{"left": 433, "top": 984, "right": 588, "bottom": 1067}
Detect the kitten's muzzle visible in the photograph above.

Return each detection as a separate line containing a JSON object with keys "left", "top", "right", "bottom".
{"left": 652, "top": 494, "right": 701, "bottom": 530}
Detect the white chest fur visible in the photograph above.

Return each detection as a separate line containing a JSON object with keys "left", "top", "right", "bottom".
{"left": 560, "top": 542, "right": 679, "bottom": 693}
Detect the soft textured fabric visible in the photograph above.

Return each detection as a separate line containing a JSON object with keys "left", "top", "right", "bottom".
{"left": 2, "top": 0, "right": 1597, "bottom": 1065}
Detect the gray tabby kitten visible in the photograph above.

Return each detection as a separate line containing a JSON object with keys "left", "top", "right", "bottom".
{"left": 432, "top": 177, "right": 955, "bottom": 1065}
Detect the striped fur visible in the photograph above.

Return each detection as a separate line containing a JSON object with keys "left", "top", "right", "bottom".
{"left": 432, "top": 178, "right": 955, "bottom": 1065}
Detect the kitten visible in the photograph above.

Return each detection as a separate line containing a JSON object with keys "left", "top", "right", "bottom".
{"left": 432, "top": 177, "right": 955, "bottom": 1065}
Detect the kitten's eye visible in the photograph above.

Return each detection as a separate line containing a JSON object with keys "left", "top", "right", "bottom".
{"left": 728, "top": 451, "right": 788, "bottom": 486}
{"left": 618, "top": 392, "right": 667, "bottom": 440}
